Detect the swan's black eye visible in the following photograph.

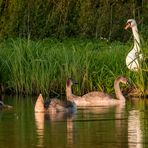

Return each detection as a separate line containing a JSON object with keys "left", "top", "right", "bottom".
{"left": 128, "top": 21, "right": 132, "bottom": 25}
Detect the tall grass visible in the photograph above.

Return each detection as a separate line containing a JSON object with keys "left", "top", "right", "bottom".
{"left": 0, "top": 38, "right": 147, "bottom": 96}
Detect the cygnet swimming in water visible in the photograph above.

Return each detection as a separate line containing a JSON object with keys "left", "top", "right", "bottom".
{"left": 34, "top": 78, "right": 78, "bottom": 113}
{"left": 72, "top": 76, "right": 128, "bottom": 106}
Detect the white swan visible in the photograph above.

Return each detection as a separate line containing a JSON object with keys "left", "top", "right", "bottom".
{"left": 71, "top": 76, "right": 128, "bottom": 106}
{"left": 125, "top": 19, "right": 142, "bottom": 71}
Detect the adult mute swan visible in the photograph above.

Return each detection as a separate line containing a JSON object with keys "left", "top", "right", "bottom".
{"left": 73, "top": 76, "right": 128, "bottom": 106}
{"left": 34, "top": 78, "right": 77, "bottom": 113}
{"left": 125, "top": 19, "right": 142, "bottom": 71}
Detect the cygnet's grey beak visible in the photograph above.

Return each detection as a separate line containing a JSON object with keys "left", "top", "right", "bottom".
{"left": 68, "top": 78, "right": 78, "bottom": 85}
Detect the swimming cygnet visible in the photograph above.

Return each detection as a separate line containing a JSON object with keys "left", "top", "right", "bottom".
{"left": 34, "top": 78, "right": 78, "bottom": 113}
{"left": 73, "top": 76, "right": 128, "bottom": 106}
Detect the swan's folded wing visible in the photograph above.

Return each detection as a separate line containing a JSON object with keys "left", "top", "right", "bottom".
{"left": 82, "top": 91, "right": 111, "bottom": 101}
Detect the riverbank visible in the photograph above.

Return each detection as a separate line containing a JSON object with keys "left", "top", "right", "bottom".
{"left": 0, "top": 38, "right": 148, "bottom": 97}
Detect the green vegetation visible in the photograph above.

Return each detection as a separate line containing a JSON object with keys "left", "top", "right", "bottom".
{"left": 0, "top": 0, "right": 147, "bottom": 40}
{"left": 0, "top": 38, "right": 147, "bottom": 96}
{"left": 0, "top": 0, "right": 148, "bottom": 96}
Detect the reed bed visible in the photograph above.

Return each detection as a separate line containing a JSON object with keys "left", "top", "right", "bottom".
{"left": 0, "top": 38, "right": 147, "bottom": 96}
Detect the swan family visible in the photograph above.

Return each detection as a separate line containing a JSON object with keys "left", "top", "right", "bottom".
{"left": 0, "top": 19, "right": 141, "bottom": 113}
{"left": 35, "top": 76, "right": 128, "bottom": 113}
{"left": 35, "top": 18, "right": 140, "bottom": 113}
{"left": 125, "top": 19, "right": 142, "bottom": 71}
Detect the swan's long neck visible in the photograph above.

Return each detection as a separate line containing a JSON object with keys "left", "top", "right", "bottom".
{"left": 114, "top": 80, "right": 125, "bottom": 101}
{"left": 66, "top": 84, "right": 73, "bottom": 101}
{"left": 132, "top": 26, "right": 140, "bottom": 52}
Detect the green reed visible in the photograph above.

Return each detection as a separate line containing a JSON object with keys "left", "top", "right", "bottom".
{"left": 0, "top": 38, "right": 147, "bottom": 96}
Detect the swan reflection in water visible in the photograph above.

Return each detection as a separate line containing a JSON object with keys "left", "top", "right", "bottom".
{"left": 115, "top": 98, "right": 143, "bottom": 148}
{"left": 35, "top": 112, "right": 45, "bottom": 147}
{"left": 35, "top": 97, "right": 145, "bottom": 148}
{"left": 128, "top": 98, "right": 143, "bottom": 148}
{"left": 35, "top": 111, "right": 75, "bottom": 147}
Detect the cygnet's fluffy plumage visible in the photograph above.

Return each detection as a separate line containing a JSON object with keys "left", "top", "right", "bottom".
{"left": 34, "top": 79, "right": 77, "bottom": 113}
{"left": 71, "top": 76, "right": 128, "bottom": 106}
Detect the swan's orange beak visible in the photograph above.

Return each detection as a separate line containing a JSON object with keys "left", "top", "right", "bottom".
{"left": 124, "top": 22, "right": 131, "bottom": 30}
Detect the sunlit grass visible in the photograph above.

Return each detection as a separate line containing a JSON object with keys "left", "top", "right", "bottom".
{"left": 0, "top": 38, "right": 147, "bottom": 96}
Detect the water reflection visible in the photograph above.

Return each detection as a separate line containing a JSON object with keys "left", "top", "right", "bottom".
{"left": 78, "top": 106, "right": 111, "bottom": 114}
{"left": 35, "top": 111, "right": 75, "bottom": 148}
{"left": 45, "top": 112, "right": 75, "bottom": 147}
{"left": 66, "top": 116, "right": 74, "bottom": 147}
{"left": 114, "top": 104, "right": 126, "bottom": 142}
{"left": 30, "top": 97, "right": 148, "bottom": 148}
{"left": 72, "top": 104, "right": 129, "bottom": 148}
{"left": 128, "top": 110, "right": 142, "bottom": 148}
{"left": 35, "top": 112, "right": 45, "bottom": 147}
{"left": 128, "top": 98, "right": 143, "bottom": 148}
{"left": 1, "top": 95, "right": 148, "bottom": 148}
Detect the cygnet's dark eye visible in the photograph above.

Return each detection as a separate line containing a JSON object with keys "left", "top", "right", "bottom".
{"left": 128, "top": 21, "right": 132, "bottom": 25}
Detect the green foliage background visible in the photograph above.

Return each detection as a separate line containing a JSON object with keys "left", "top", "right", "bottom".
{"left": 0, "top": 0, "right": 147, "bottom": 40}
{"left": 0, "top": 0, "right": 148, "bottom": 95}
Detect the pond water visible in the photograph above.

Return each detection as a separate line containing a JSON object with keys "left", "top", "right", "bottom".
{"left": 0, "top": 95, "right": 148, "bottom": 148}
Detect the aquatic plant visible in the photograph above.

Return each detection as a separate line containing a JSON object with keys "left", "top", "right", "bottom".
{"left": 0, "top": 38, "right": 147, "bottom": 96}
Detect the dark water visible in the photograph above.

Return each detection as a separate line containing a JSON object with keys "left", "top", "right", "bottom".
{"left": 0, "top": 96, "right": 148, "bottom": 148}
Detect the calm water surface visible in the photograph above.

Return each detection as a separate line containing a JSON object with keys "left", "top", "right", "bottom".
{"left": 0, "top": 96, "right": 148, "bottom": 148}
